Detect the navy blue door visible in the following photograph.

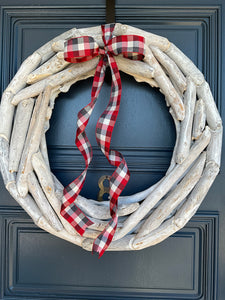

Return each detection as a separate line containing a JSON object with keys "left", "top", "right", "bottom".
{"left": 0, "top": 1, "right": 224, "bottom": 299}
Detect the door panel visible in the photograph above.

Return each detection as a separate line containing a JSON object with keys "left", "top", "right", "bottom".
{"left": 0, "top": 1, "right": 224, "bottom": 299}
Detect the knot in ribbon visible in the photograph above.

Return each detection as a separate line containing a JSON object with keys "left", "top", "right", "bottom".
{"left": 61, "top": 23, "right": 145, "bottom": 257}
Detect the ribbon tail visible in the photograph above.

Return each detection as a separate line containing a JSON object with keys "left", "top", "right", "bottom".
{"left": 61, "top": 57, "right": 107, "bottom": 235}
{"left": 93, "top": 215, "right": 118, "bottom": 257}
{"left": 93, "top": 54, "right": 130, "bottom": 256}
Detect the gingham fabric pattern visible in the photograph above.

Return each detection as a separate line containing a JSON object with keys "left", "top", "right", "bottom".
{"left": 61, "top": 23, "right": 145, "bottom": 257}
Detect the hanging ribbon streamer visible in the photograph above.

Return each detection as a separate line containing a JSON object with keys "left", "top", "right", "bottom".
{"left": 61, "top": 23, "right": 145, "bottom": 257}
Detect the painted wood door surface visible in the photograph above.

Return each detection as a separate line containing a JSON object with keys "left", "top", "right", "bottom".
{"left": 0, "top": 0, "right": 225, "bottom": 299}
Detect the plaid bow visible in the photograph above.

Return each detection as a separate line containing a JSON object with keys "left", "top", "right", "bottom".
{"left": 61, "top": 23, "right": 145, "bottom": 257}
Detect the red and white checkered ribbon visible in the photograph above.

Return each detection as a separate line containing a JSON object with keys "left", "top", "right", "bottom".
{"left": 61, "top": 23, "right": 145, "bottom": 257}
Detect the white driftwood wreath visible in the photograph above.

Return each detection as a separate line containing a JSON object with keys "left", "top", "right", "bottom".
{"left": 0, "top": 24, "right": 222, "bottom": 252}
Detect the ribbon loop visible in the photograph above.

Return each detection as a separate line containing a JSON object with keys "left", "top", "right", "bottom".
{"left": 61, "top": 23, "right": 145, "bottom": 257}
{"left": 106, "top": 35, "right": 145, "bottom": 59}
{"left": 64, "top": 36, "right": 99, "bottom": 63}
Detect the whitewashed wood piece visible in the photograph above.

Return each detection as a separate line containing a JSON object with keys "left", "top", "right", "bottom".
{"left": 144, "top": 47, "right": 185, "bottom": 121}
{"left": 132, "top": 208, "right": 174, "bottom": 235}
{"left": 88, "top": 217, "right": 124, "bottom": 232}
{"left": 134, "top": 77, "right": 158, "bottom": 88}
{"left": 51, "top": 40, "right": 65, "bottom": 52}
{"left": 5, "top": 52, "right": 41, "bottom": 94}
{"left": 117, "top": 56, "right": 158, "bottom": 87}
{"left": 166, "top": 108, "right": 181, "bottom": 174}
{"left": 82, "top": 235, "right": 135, "bottom": 251}
{"left": 37, "top": 27, "right": 80, "bottom": 63}
{"left": 52, "top": 173, "right": 64, "bottom": 192}
{"left": 16, "top": 92, "right": 42, "bottom": 196}
{"left": 168, "top": 76, "right": 184, "bottom": 99}
{"left": 176, "top": 77, "right": 196, "bottom": 164}
{"left": 96, "top": 181, "right": 163, "bottom": 207}
{"left": 147, "top": 46, "right": 184, "bottom": 107}
{"left": 40, "top": 134, "right": 50, "bottom": 170}
{"left": 207, "top": 127, "right": 223, "bottom": 167}
{"left": 165, "top": 43, "right": 205, "bottom": 85}
{"left": 41, "top": 87, "right": 61, "bottom": 140}
{"left": 113, "top": 126, "right": 211, "bottom": 241}
{"left": 114, "top": 23, "right": 171, "bottom": 51}
{"left": 0, "top": 91, "right": 15, "bottom": 142}
{"left": 136, "top": 152, "right": 206, "bottom": 238}
{"left": 83, "top": 229, "right": 102, "bottom": 239}
{"left": 133, "top": 217, "right": 178, "bottom": 249}
{"left": 32, "top": 152, "right": 54, "bottom": 193}
{"left": 151, "top": 45, "right": 187, "bottom": 94}
{"left": 118, "top": 180, "right": 163, "bottom": 205}
{"left": 115, "top": 55, "right": 154, "bottom": 78}
{"left": 197, "top": 81, "right": 222, "bottom": 130}
{"left": 9, "top": 98, "right": 35, "bottom": 173}
{"left": 59, "top": 69, "right": 96, "bottom": 94}
{"left": 174, "top": 161, "right": 219, "bottom": 227}
{"left": 49, "top": 85, "right": 61, "bottom": 108}
{"left": 59, "top": 26, "right": 103, "bottom": 48}
{"left": 7, "top": 181, "right": 43, "bottom": 224}
{"left": 192, "top": 98, "right": 206, "bottom": 140}
{"left": 0, "top": 51, "right": 39, "bottom": 144}
{"left": 11, "top": 58, "right": 99, "bottom": 105}
{"left": 88, "top": 218, "right": 112, "bottom": 231}
{"left": 37, "top": 216, "right": 84, "bottom": 247}
{"left": 17, "top": 87, "right": 51, "bottom": 197}
{"left": 28, "top": 172, "right": 63, "bottom": 232}
{"left": 75, "top": 196, "right": 139, "bottom": 220}
{"left": 27, "top": 52, "right": 70, "bottom": 84}
{"left": 32, "top": 151, "right": 78, "bottom": 236}
{"left": 88, "top": 219, "right": 142, "bottom": 238}
{"left": 0, "top": 137, "right": 16, "bottom": 189}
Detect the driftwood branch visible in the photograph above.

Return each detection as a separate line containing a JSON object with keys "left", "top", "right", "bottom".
{"left": 9, "top": 98, "right": 35, "bottom": 172}
{"left": 151, "top": 45, "right": 186, "bottom": 94}
{"left": 17, "top": 87, "right": 52, "bottom": 197}
{"left": 192, "top": 98, "right": 206, "bottom": 140}
{"left": 28, "top": 172, "right": 63, "bottom": 232}
{"left": 165, "top": 43, "right": 205, "bottom": 85}
{"left": 12, "top": 58, "right": 99, "bottom": 105}
{"left": 32, "top": 151, "right": 78, "bottom": 236}
{"left": 27, "top": 52, "right": 70, "bottom": 84}
{"left": 166, "top": 108, "right": 180, "bottom": 174}
{"left": 144, "top": 47, "right": 185, "bottom": 121}
{"left": 0, "top": 137, "right": 15, "bottom": 189}
{"left": 197, "top": 81, "right": 222, "bottom": 130}
{"left": 0, "top": 92, "right": 16, "bottom": 142}
{"left": 176, "top": 77, "right": 196, "bottom": 164}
